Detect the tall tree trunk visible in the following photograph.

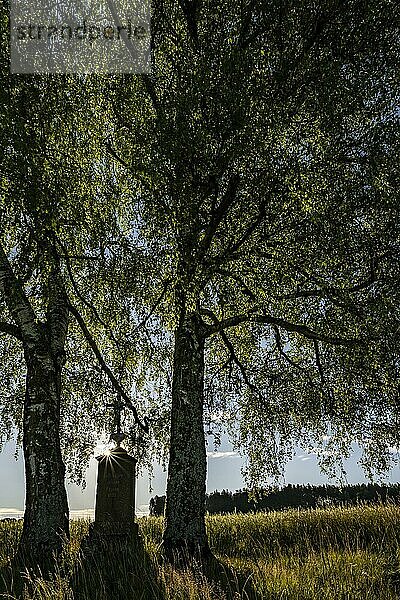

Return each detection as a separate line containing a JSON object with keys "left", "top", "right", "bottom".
{"left": 163, "top": 312, "right": 210, "bottom": 561}
{"left": 0, "top": 247, "right": 70, "bottom": 572}
{"left": 18, "top": 342, "right": 69, "bottom": 570}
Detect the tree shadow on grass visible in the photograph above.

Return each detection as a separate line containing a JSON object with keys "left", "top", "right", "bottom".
{"left": 0, "top": 563, "right": 18, "bottom": 599}
{"left": 71, "top": 529, "right": 166, "bottom": 600}
{"left": 0, "top": 552, "right": 43, "bottom": 599}
{"left": 202, "top": 553, "right": 260, "bottom": 600}
{"left": 0, "top": 560, "right": 48, "bottom": 599}
{"left": 161, "top": 550, "right": 260, "bottom": 600}
{"left": 1, "top": 548, "right": 72, "bottom": 599}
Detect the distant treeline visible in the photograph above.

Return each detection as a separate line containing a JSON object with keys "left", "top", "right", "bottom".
{"left": 149, "top": 483, "right": 400, "bottom": 516}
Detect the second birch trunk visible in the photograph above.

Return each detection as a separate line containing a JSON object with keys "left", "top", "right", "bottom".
{"left": 163, "top": 312, "right": 210, "bottom": 560}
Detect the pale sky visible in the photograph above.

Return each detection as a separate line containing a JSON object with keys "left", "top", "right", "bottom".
{"left": 1, "top": 436, "right": 400, "bottom": 519}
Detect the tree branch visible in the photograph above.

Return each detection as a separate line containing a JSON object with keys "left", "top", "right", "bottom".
{"left": 57, "top": 235, "right": 131, "bottom": 366}
{"left": 205, "top": 357, "right": 231, "bottom": 395}
{"left": 201, "top": 307, "right": 260, "bottom": 396}
{"left": 0, "top": 320, "right": 23, "bottom": 341}
{"left": 197, "top": 173, "right": 240, "bottom": 262}
{"left": 202, "top": 307, "right": 363, "bottom": 347}
{"left": 219, "top": 328, "right": 257, "bottom": 393}
{"left": 178, "top": 0, "right": 199, "bottom": 45}
{"left": 140, "top": 74, "right": 160, "bottom": 115}
{"left": 273, "top": 325, "right": 318, "bottom": 391}
{"left": 313, "top": 339, "right": 325, "bottom": 385}
{"left": 284, "top": 251, "right": 380, "bottom": 301}
{"left": 68, "top": 302, "right": 149, "bottom": 433}
{"left": 214, "top": 200, "right": 268, "bottom": 265}
{"left": 46, "top": 265, "right": 69, "bottom": 361}
{"left": 133, "top": 279, "right": 170, "bottom": 332}
{"left": 0, "top": 243, "right": 41, "bottom": 348}
{"left": 105, "top": 141, "right": 135, "bottom": 174}
{"left": 214, "top": 269, "right": 257, "bottom": 301}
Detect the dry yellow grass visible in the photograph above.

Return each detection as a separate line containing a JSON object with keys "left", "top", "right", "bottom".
{"left": 1, "top": 503, "right": 400, "bottom": 599}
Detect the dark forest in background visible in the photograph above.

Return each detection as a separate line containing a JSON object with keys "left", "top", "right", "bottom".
{"left": 150, "top": 483, "right": 400, "bottom": 516}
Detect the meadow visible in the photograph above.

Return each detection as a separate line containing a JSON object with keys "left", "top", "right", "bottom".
{"left": 1, "top": 504, "right": 400, "bottom": 599}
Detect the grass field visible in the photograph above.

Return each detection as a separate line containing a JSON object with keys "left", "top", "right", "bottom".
{"left": 1, "top": 504, "right": 400, "bottom": 599}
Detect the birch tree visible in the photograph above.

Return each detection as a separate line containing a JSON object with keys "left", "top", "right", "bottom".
{"left": 0, "top": 69, "right": 145, "bottom": 567}
{"left": 109, "top": 0, "right": 399, "bottom": 559}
